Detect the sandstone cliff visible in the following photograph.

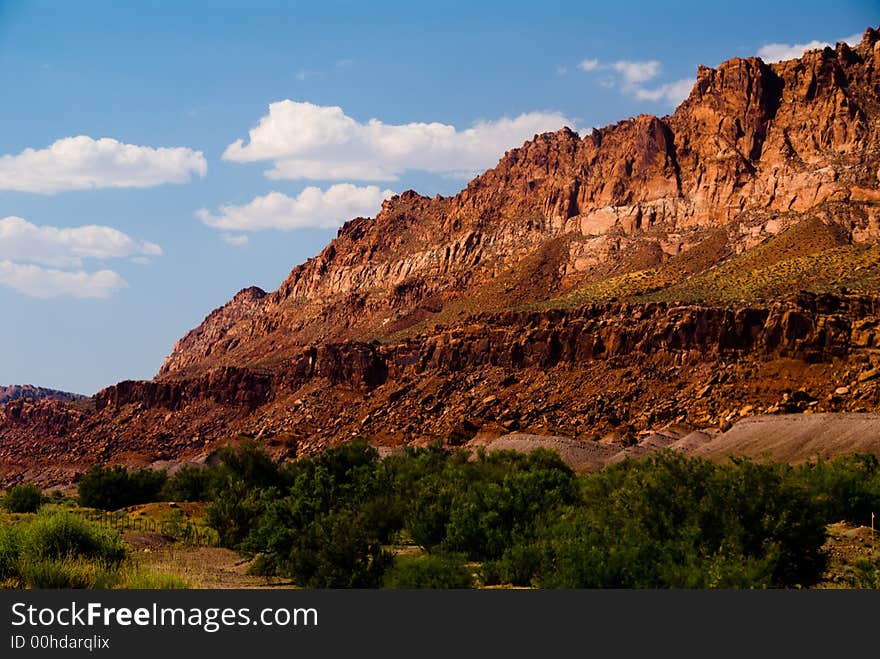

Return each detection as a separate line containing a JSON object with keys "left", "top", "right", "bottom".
{"left": 3, "top": 29, "right": 880, "bottom": 484}
{"left": 159, "top": 28, "right": 880, "bottom": 377}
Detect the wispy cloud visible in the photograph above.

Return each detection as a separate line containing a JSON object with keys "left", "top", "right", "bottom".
{"left": 633, "top": 78, "right": 694, "bottom": 105}
{"left": 223, "top": 101, "right": 580, "bottom": 181}
{"left": 577, "top": 58, "right": 600, "bottom": 72}
{"left": 197, "top": 184, "right": 394, "bottom": 232}
{"left": 757, "top": 31, "right": 863, "bottom": 63}
{"left": 577, "top": 57, "right": 690, "bottom": 105}
{"left": 610, "top": 60, "right": 661, "bottom": 84}
{"left": 221, "top": 233, "right": 249, "bottom": 247}
{"left": 0, "top": 136, "right": 206, "bottom": 194}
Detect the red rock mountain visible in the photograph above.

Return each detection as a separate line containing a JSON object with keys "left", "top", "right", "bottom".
{"left": 2, "top": 29, "right": 880, "bottom": 484}
{"left": 0, "top": 385, "right": 84, "bottom": 406}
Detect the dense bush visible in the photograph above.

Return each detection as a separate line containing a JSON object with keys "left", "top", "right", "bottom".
{"left": 438, "top": 449, "right": 578, "bottom": 560}
{"left": 792, "top": 454, "right": 880, "bottom": 526}
{"left": 241, "top": 440, "right": 394, "bottom": 587}
{"left": 383, "top": 553, "right": 473, "bottom": 589}
{"left": 497, "top": 453, "right": 828, "bottom": 588}
{"left": 77, "top": 465, "right": 167, "bottom": 510}
{"left": 0, "top": 512, "right": 126, "bottom": 588}
{"left": 214, "top": 440, "right": 282, "bottom": 490}
{"left": 205, "top": 476, "right": 269, "bottom": 548}
{"left": 200, "top": 439, "right": 880, "bottom": 589}
{"left": 161, "top": 465, "right": 215, "bottom": 502}
{"left": 17, "top": 511, "right": 126, "bottom": 564}
{"left": 3, "top": 483, "right": 43, "bottom": 513}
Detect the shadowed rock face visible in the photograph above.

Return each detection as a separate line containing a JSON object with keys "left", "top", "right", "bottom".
{"left": 3, "top": 29, "right": 880, "bottom": 484}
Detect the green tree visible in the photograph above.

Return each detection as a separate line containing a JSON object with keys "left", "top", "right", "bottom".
{"left": 3, "top": 483, "right": 43, "bottom": 513}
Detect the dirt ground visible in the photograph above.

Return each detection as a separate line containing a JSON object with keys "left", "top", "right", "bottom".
{"left": 124, "top": 531, "right": 296, "bottom": 589}
{"left": 817, "top": 522, "right": 880, "bottom": 588}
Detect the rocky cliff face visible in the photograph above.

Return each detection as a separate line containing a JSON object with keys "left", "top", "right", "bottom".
{"left": 3, "top": 29, "right": 880, "bottom": 484}
{"left": 5, "top": 292, "right": 880, "bottom": 485}
{"left": 159, "top": 28, "right": 880, "bottom": 377}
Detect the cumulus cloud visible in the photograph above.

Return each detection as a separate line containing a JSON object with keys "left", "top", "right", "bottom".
{"left": 757, "top": 32, "right": 863, "bottom": 63}
{"left": 0, "top": 216, "right": 162, "bottom": 268}
{"left": 633, "top": 78, "right": 695, "bottom": 105}
{"left": 222, "top": 101, "right": 578, "bottom": 181}
{"left": 197, "top": 184, "right": 394, "bottom": 232}
{"left": 0, "top": 261, "right": 127, "bottom": 298}
{"left": 0, "top": 216, "right": 160, "bottom": 298}
{"left": 0, "top": 136, "right": 207, "bottom": 194}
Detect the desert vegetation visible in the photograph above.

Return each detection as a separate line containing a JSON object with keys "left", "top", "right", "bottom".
{"left": 0, "top": 510, "right": 186, "bottom": 588}
{"left": 2, "top": 441, "right": 880, "bottom": 589}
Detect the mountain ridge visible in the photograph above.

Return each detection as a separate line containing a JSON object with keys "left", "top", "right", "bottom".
{"left": 2, "top": 27, "right": 880, "bottom": 485}
{"left": 159, "top": 27, "right": 880, "bottom": 377}
{"left": 0, "top": 385, "right": 85, "bottom": 406}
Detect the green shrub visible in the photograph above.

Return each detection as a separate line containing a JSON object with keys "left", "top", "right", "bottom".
{"left": 18, "top": 511, "right": 126, "bottom": 565}
{"left": 525, "top": 453, "right": 827, "bottom": 588}
{"left": 113, "top": 566, "right": 189, "bottom": 589}
{"left": 0, "top": 525, "right": 22, "bottom": 581}
{"left": 383, "top": 553, "right": 473, "bottom": 589}
{"left": 404, "top": 448, "right": 577, "bottom": 560}
{"left": 239, "top": 440, "right": 393, "bottom": 586}
{"left": 205, "top": 477, "right": 269, "bottom": 548}
{"left": 3, "top": 483, "right": 43, "bottom": 513}
{"left": 280, "top": 509, "right": 392, "bottom": 588}
{"left": 214, "top": 441, "right": 281, "bottom": 489}
{"left": 162, "top": 465, "right": 215, "bottom": 502}
{"left": 77, "top": 465, "right": 167, "bottom": 510}
{"left": 0, "top": 512, "right": 127, "bottom": 588}
{"left": 488, "top": 543, "right": 544, "bottom": 587}
{"left": 16, "top": 557, "right": 117, "bottom": 589}
{"left": 792, "top": 454, "right": 880, "bottom": 526}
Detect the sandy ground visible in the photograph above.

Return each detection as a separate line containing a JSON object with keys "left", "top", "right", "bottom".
{"left": 471, "top": 414, "right": 880, "bottom": 470}
{"left": 693, "top": 413, "right": 880, "bottom": 463}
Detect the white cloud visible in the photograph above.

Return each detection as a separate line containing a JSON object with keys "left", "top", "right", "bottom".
{"left": 611, "top": 60, "right": 661, "bottom": 84}
{"left": 556, "top": 65, "right": 568, "bottom": 76}
{"left": 222, "top": 101, "right": 579, "bottom": 181}
{"left": 221, "top": 233, "right": 249, "bottom": 247}
{"left": 197, "top": 184, "right": 395, "bottom": 232}
{"left": 0, "top": 216, "right": 161, "bottom": 298}
{"left": 634, "top": 78, "right": 695, "bottom": 105}
{"left": 0, "top": 261, "right": 127, "bottom": 298}
{"left": 0, "top": 216, "right": 161, "bottom": 268}
{"left": 577, "top": 58, "right": 599, "bottom": 72}
{"left": 0, "top": 136, "right": 207, "bottom": 194}
{"left": 757, "top": 32, "right": 863, "bottom": 63}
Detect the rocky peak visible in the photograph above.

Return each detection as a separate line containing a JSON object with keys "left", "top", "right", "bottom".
{"left": 158, "top": 26, "right": 880, "bottom": 377}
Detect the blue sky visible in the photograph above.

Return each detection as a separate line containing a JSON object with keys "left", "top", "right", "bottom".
{"left": 0, "top": 0, "right": 875, "bottom": 394}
